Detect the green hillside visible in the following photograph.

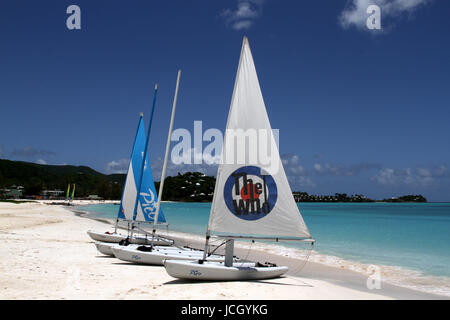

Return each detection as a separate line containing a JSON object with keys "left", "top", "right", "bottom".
{"left": 0, "top": 159, "right": 124, "bottom": 199}
{"left": 0, "top": 159, "right": 216, "bottom": 201}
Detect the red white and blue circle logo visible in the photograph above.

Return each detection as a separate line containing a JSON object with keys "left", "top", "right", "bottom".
{"left": 223, "top": 166, "right": 277, "bottom": 221}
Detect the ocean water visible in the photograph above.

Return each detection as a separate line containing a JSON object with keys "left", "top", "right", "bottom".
{"left": 79, "top": 202, "right": 450, "bottom": 295}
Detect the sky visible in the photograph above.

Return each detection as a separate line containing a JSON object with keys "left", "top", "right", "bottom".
{"left": 0, "top": 0, "right": 449, "bottom": 201}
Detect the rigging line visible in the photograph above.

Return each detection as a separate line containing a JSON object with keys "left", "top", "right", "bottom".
{"left": 206, "top": 237, "right": 229, "bottom": 255}
{"left": 290, "top": 242, "right": 314, "bottom": 276}
{"left": 235, "top": 239, "right": 254, "bottom": 267}
{"left": 207, "top": 239, "right": 230, "bottom": 257}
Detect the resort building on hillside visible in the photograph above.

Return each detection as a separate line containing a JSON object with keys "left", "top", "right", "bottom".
{"left": 0, "top": 185, "right": 24, "bottom": 199}
{"left": 87, "top": 195, "right": 103, "bottom": 200}
{"left": 42, "top": 189, "right": 64, "bottom": 199}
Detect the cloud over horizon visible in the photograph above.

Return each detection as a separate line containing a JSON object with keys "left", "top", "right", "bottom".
{"left": 221, "top": 0, "right": 265, "bottom": 30}
{"left": 372, "top": 165, "right": 448, "bottom": 187}
{"left": 106, "top": 158, "right": 129, "bottom": 174}
{"left": 11, "top": 146, "right": 56, "bottom": 158}
{"left": 314, "top": 162, "right": 382, "bottom": 176}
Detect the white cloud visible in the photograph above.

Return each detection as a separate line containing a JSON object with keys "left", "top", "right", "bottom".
{"left": 416, "top": 165, "right": 448, "bottom": 178}
{"left": 106, "top": 158, "right": 129, "bottom": 174}
{"left": 221, "top": 0, "right": 265, "bottom": 30}
{"left": 12, "top": 146, "right": 55, "bottom": 157}
{"left": 372, "top": 167, "right": 400, "bottom": 185}
{"left": 282, "top": 154, "right": 307, "bottom": 176}
{"left": 338, "top": 0, "right": 432, "bottom": 31}
{"left": 372, "top": 165, "right": 447, "bottom": 187}
{"left": 232, "top": 20, "right": 254, "bottom": 30}
{"left": 290, "top": 176, "right": 316, "bottom": 188}
{"left": 281, "top": 154, "right": 315, "bottom": 188}
{"left": 314, "top": 162, "right": 381, "bottom": 176}
{"left": 36, "top": 159, "right": 47, "bottom": 165}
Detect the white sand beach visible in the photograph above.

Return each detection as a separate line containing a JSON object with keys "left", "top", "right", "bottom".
{"left": 0, "top": 201, "right": 445, "bottom": 300}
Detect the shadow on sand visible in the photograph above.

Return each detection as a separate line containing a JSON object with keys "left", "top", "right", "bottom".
{"left": 162, "top": 276, "right": 313, "bottom": 288}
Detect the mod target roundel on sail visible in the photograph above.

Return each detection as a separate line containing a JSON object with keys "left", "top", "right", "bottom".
{"left": 224, "top": 166, "right": 277, "bottom": 221}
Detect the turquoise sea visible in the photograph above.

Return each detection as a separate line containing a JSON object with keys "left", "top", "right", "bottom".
{"left": 79, "top": 202, "right": 450, "bottom": 295}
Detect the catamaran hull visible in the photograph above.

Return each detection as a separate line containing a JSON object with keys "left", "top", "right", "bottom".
{"left": 87, "top": 230, "right": 173, "bottom": 246}
{"left": 95, "top": 241, "right": 116, "bottom": 256}
{"left": 87, "top": 231, "right": 127, "bottom": 243}
{"left": 111, "top": 246, "right": 226, "bottom": 266}
{"left": 164, "top": 260, "right": 288, "bottom": 281}
{"left": 95, "top": 242, "right": 183, "bottom": 256}
{"left": 96, "top": 242, "right": 187, "bottom": 257}
{"left": 94, "top": 242, "right": 141, "bottom": 256}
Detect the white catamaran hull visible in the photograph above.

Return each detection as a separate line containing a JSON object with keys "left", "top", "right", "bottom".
{"left": 164, "top": 260, "right": 288, "bottom": 281}
{"left": 87, "top": 230, "right": 173, "bottom": 246}
{"left": 96, "top": 242, "right": 190, "bottom": 257}
{"left": 111, "top": 246, "right": 228, "bottom": 266}
{"left": 94, "top": 242, "right": 140, "bottom": 256}
{"left": 95, "top": 241, "right": 116, "bottom": 256}
{"left": 87, "top": 230, "right": 128, "bottom": 243}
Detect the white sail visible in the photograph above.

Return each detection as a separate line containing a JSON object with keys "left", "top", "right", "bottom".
{"left": 207, "top": 37, "right": 312, "bottom": 240}
{"left": 120, "top": 160, "right": 138, "bottom": 221}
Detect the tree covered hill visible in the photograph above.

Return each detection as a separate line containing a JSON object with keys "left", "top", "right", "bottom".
{"left": 0, "top": 159, "right": 124, "bottom": 199}
{"left": 0, "top": 159, "right": 216, "bottom": 201}
{"left": 155, "top": 172, "right": 215, "bottom": 202}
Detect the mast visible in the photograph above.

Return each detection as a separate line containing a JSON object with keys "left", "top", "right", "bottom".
{"left": 152, "top": 70, "right": 182, "bottom": 241}
{"left": 130, "top": 84, "right": 159, "bottom": 238}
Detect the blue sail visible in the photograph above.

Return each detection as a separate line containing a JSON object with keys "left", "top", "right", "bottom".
{"left": 117, "top": 116, "right": 166, "bottom": 224}
{"left": 136, "top": 155, "right": 166, "bottom": 224}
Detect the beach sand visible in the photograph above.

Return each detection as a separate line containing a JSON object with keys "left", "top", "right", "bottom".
{"left": 0, "top": 201, "right": 445, "bottom": 300}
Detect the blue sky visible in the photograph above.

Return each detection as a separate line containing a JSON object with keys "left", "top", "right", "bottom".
{"left": 1, "top": 0, "right": 449, "bottom": 201}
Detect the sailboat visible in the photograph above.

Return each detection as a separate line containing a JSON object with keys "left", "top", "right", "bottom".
{"left": 112, "top": 70, "right": 235, "bottom": 265}
{"left": 164, "top": 37, "right": 314, "bottom": 280}
{"left": 65, "top": 184, "right": 70, "bottom": 203}
{"left": 87, "top": 96, "right": 173, "bottom": 254}
{"left": 70, "top": 184, "right": 75, "bottom": 202}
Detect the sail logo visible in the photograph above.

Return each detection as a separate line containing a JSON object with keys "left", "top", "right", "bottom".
{"left": 140, "top": 188, "right": 158, "bottom": 220}
{"left": 224, "top": 166, "right": 277, "bottom": 221}
{"left": 189, "top": 270, "right": 202, "bottom": 276}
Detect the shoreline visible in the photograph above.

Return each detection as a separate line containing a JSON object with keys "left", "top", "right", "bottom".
{"left": 0, "top": 201, "right": 447, "bottom": 299}
{"left": 75, "top": 207, "right": 449, "bottom": 299}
